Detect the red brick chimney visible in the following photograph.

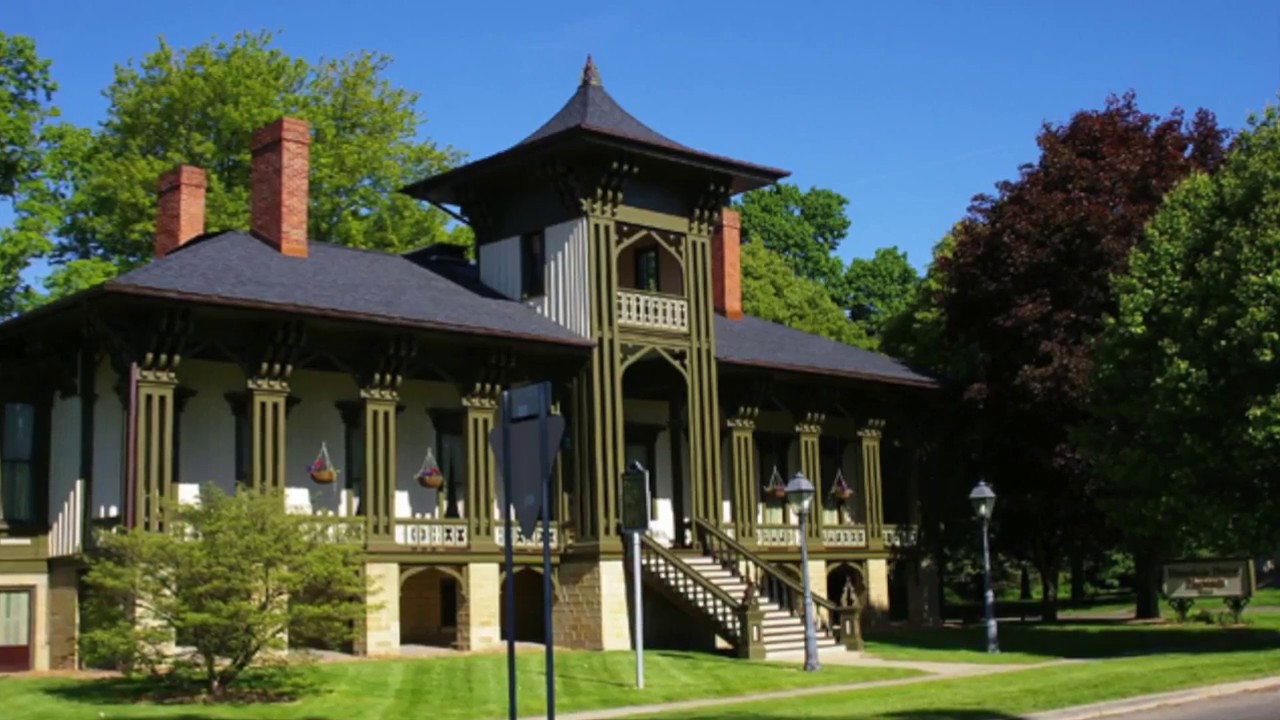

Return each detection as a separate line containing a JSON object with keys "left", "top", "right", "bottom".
{"left": 711, "top": 208, "right": 743, "bottom": 320}
{"left": 250, "top": 117, "right": 311, "bottom": 258}
{"left": 154, "top": 165, "right": 207, "bottom": 258}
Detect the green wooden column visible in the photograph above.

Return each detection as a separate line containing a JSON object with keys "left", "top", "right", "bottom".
{"left": 684, "top": 225, "right": 724, "bottom": 530}
{"left": 362, "top": 384, "right": 398, "bottom": 542}
{"left": 860, "top": 419, "right": 886, "bottom": 550}
{"left": 727, "top": 407, "right": 758, "bottom": 543}
{"left": 584, "top": 211, "right": 626, "bottom": 541}
{"left": 133, "top": 358, "right": 179, "bottom": 531}
{"left": 463, "top": 386, "right": 499, "bottom": 544}
{"left": 796, "top": 412, "right": 824, "bottom": 540}
{"left": 247, "top": 376, "right": 290, "bottom": 492}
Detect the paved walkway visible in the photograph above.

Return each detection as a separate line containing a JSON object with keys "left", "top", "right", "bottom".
{"left": 537, "top": 651, "right": 1072, "bottom": 720}
{"left": 1027, "top": 675, "right": 1280, "bottom": 720}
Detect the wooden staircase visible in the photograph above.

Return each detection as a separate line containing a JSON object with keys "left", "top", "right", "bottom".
{"left": 635, "top": 521, "right": 860, "bottom": 660}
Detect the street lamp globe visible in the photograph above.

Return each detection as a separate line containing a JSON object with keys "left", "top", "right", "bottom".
{"left": 785, "top": 471, "right": 816, "bottom": 515}
{"left": 969, "top": 479, "right": 996, "bottom": 520}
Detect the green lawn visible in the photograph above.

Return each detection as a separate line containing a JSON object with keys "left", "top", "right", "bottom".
{"left": 660, "top": 648, "right": 1280, "bottom": 719}
{"left": 0, "top": 650, "right": 920, "bottom": 720}
{"left": 863, "top": 613, "right": 1280, "bottom": 665}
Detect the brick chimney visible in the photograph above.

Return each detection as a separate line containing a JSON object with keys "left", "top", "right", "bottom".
{"left": 154, "top": 165, "right": 207, "bottom": 258}
{"left": 250, "top": 117, "right": 311, "bottom": 258}
{"left": 711, "top": 208, "right": 743, "bottom": 320}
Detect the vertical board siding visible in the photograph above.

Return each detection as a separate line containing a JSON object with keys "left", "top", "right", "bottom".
{"left": 478, "top": 236, "right": 521, "bottom": 300}
{"left": 91, "top": 357, "right": 123, "bottom": 520}
{"left": 530, "top": 217, "right": 591, "bottom": 337}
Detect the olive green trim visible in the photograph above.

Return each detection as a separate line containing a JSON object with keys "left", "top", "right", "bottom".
{"left": 362, "top": 551, "right": 561, "bottom": 566}
{"left": 859, "top": 420, "right": 886, "bottom": 550}
{"left": 614, "top": 206, "right": 690, "bottom": 233}
{"left": 462, "top": 391, "right": 499, "bottom": 541}
{"left": 363, "top": 395, "right": 398, "bottom": 540}
{"left": 134, "top": 375, "right": 178, "bottom": 531}
{"left": 0, "top": 559, "right": 48, "bottom": 574}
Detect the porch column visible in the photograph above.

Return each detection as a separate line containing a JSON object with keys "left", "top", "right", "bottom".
{"left": 133, "top": 360, "right": 179, "bottom": 531}
{"left": 860, "top": 419, "right": 886, "bottom": 550}
{"left": 795, "top": 412, "right": 824, "bottom": 540}
{"left": 726, "top": 407, "right": 758, "bottom": 543}
{"left": 362, "top": 383, "right": 398, "bottom": 543}
{"left": 247, "top": 376, "right": 289, "bottom": 492}
{"left": 463, "top": 387, "right": 499, "bottom": 544}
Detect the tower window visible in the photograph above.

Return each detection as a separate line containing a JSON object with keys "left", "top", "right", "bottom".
{"left": 521, "top": 232, "right": 545, "bottom": 299}
{"left": 636, "top": 247, "right": 660, "bottom": 292}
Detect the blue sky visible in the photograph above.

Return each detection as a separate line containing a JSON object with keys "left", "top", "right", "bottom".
{"left": 6, "top": 0, "right": 1279, "bottom": 273}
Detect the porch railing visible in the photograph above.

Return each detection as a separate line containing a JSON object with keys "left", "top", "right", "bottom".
{"left": 754, "top": 523, "right": 802, "bottom": 547}
{"left": 821, "top": 525, "right": 868, "bottom": 548}
{"left": 616, "top": 290, "right": 688, "bottom": 332}
{"left": 882, "top": 524, "right": 918, "bottom": 547}
{"left": 395, "top": 518, "right": 468, "bottom": 548}
{"left": 494, "top": 522, "right": 559, "bottom": 549}
{"left": 694, "top": 518, "right": 860, "bottom": 650}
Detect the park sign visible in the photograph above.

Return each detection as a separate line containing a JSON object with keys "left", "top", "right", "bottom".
{"left": 1161, "top": 559, "right": 1255, "bottom": 600}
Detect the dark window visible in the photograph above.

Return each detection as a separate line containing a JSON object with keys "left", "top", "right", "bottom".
{"left": 441, "top": 578, "right": 458, "bottom": 628}
{"left": 229, "top": 396, "right": 251, "bottom": 486}
{"left": 635, "top": 247, "right": 660, "bottom": 292}
{"left": 1, "top": 403, "right": 36, "bottom": 524}
{"left": 521, "top": 232, "right": 545, "bottom": 299}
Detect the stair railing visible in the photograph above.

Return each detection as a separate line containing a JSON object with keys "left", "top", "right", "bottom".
{"left": 693, "top": 518, "right": 862, "bottom": 650}
{"left": 636, "top": 533, "right": 766, "bottom": 659}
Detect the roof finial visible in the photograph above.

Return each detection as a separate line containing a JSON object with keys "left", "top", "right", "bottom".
{"left": 581, "top": 54, "right": 602, "bottom": 87}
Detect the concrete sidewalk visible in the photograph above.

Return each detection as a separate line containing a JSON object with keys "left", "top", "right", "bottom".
{"left": 1026, "top": 675, "right": 1280, "bottom": 720}
{"left": 537, "top": 654, "right": 1070, "bottom": 720}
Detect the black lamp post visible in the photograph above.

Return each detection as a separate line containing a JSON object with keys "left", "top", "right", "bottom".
{"left": 969, "top": 479, "right": 999, "bottom": 654}
{"left": 785, "top": 471, "right": 820, "bottom": 671}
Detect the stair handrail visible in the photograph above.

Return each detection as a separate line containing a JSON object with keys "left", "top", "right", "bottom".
{"left": 637, "top": 533, "right": 759, "bottom": 650}
{"left": 692, "top": 518, "right": 860, "bottom": 646}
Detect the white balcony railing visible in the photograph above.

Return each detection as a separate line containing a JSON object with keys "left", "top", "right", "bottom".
{"left": 396, "top": 519, "right": 468, "bottom": 548}
{"left": 617, "top": 290, "right": 688, "bottom": 332}
{"left": 821, "top": 525, "right": 868, "bottom": 548}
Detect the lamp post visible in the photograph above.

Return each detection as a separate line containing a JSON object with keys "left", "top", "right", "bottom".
{"left": 969, "top": 479, "right": 999, "bottom": 654}
{"left": 785, "top": 471, "right": 820, "bottom": 672}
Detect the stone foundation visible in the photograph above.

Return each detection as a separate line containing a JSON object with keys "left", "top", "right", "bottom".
{"left": 554, "top": 558, "right": 630, "bottom": 650}
{"left": 47, "top": 564, "right": 78, "bottom": 669}
{"left": 866, "top": 558, "right": 890, "bottom": 624}
{"left": 356, "top": 562, "right": 400, "bottom": 656}
{"left": 457, "top": 562, "right": 500, "bottom": 651}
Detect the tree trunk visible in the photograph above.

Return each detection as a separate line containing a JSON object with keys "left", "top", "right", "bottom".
{"left": 1020, "top": 564, "right": 1032, "bottom": 600}
{"left": 1071, "top": 554, "right": 1086, "bottom": 606}
{"left": 1039, "top": 558, "right": 1060, "bottom": 622}
{"left": 1134, "top": 552, "right": 1162, "bottom": 619}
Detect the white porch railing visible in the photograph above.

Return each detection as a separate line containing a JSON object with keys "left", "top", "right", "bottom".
{"left": 48, "top": 479, "right": 86, "bottom": 557}
{"left": 754, "top": 524, "right": 801, "bottom": 547}
{"left": 396, "top": 518, "right": 468, "bottom": 548}
{"left": 821, "top": 525, "right": 868, "bottom": 548}
{"left": 883, "top": 525, "right": 918, "bottom": 547}
{"left": 617, "top": 290, "right": 688, "bottom": 332}
{"left": 495, "top": 522, "right": 559, "bottom": 549}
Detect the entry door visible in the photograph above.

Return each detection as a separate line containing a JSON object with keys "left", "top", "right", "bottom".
{"left": 0, "top": 589, "right": 31, "bottom": 672}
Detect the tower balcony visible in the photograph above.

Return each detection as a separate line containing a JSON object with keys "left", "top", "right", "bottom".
{"left": 617, "top": 289, "right": 688, "bottom": 333}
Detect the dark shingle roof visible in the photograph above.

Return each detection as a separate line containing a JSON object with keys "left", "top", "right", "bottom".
{"left": 106, "top": 232, "right": 590, "bottom": 346}
{"left": 714, "top": 314, "right": 937, "bottom": 388}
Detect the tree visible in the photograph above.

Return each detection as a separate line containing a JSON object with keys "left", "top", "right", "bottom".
{"left": 737, "top": 183, "right": 851, "bottom": 302}
{"left": 1085, "top": 106, "right": 1280, "bottom": 613}
{"left": 9, "top": 30, "right": 466, "bottom": 305}
{"left": 845, "top": 246, "right": 919, "bottom": 347}
{"left": 80, "top": 485, "right": 367, "bottom": 698}
{"left": 740, "top": 239, "right": 870, "bottom": 347}
{"left": 0, "top": 33, "right": 58, "bottom": 315}
{"left": 935, "top": 92, "right": 1226, "bottom": 620}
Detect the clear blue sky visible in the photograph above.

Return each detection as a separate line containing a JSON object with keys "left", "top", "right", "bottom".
{"left": 6, "top": 0, "right": 1279, "bottom": 271}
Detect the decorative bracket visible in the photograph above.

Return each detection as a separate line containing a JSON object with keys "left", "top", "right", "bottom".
{"left": 690, "top": 181, "right": 730, "bottom": 236}
{"left": 244, "top": 322, "right": 304, "bottom": 391}
{"left": 585, "top": 157, "right": 639, "bottom": 217}
{"left": 795, "top": 411, "right": 826, "bottom": 436}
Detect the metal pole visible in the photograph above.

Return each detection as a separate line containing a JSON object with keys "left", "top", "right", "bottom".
{"left": 982, "top": 516, "right": 999, "bottom": 654}
{"left": 798, "top": 510, "right": 820, "bottom": 672}
{"left": 502, "top": 391, "right": 517, "bottom": 720}
{"left": 632, "top": 530, "right": 644, "bottom": 689}
{"left": 538, "top": 384, "right": 555, "bottom": 720}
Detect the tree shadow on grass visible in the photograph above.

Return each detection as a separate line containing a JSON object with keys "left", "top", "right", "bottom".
{"left": 38, "top": 667, "right": 326, "bottom": 708}
{"left": 866, "top": 621, "right": 1280, "bottom": 660}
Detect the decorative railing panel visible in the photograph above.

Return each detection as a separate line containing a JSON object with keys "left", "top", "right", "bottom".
{"left": 616, "top": 290, "right": 688, "bottom": 332}
{"left": 494, "top": 522, "right": 559, "bottom": 549}
{"left": 754, "top": 524, "right": 801, "bottom": 547}
{"left": 883, "top": 525, "right": 918, "bottom": 547}
{"left": 821, "top": 525, "right": 868, "bottom": 548}
{"left": 395, "top": 519, "right": 468, "bottom": 548}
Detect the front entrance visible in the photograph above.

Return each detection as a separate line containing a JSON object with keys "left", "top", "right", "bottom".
{"left": 0, "top": 588, "right": 32, "bottom": 672}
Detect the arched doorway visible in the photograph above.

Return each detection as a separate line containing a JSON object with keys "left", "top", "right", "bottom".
{"left": 500, "top": 568, "right": 546, "bottom": 643}
{"left": 400, "top": 567, "right": 460, "bottom": 648}
{"left": 828, "top": 562, "right": 867, "bottom": 609}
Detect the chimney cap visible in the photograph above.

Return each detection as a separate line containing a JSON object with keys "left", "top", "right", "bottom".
{"left": 251, "top": 116, "right": 312, "bottom": 152}
{"left": 158, "top": 165, "right": 207, "bottom": 192}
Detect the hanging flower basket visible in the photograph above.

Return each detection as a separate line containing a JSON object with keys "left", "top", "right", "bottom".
{"left": 416, "top": 448, "right": 445, "bottom": 489}
{"left": 830, "top": 469, "right": 855, "bottom": 501}
{"left": 763, "top": 466, "right": 787, "bottom": 500}
{"left": 308, "top": 442, "right": 340, "bottom": 484}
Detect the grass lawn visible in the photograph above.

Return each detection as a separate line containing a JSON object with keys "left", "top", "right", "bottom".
{"left": 863, "top": 612, "right": 1280, "bottom": 665}
{"left": 661, "top": 647, "right": 1280, "bottom": 719}
{"left": 0, "top": 650, "right": 921, "bottom": 720}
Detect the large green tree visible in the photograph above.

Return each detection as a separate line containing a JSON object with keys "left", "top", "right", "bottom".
{"left": 934, "top": 93, "right": 1226, "bottom": 619}
{"left": 0, "top": 33, "right": 58, "bottom": 315}
{"left": 845, "top": 246, "right": 919, "bottom": 347}
{"left": 1085, "top": 106, "right": 1280, "bottom": 608}
{"left": 737, "top": 183, "right": 851, "bottom": 301}
{"left": 10, "top": 30, "right": 466, "bottom": 306}
{"left": 740, "top": 239, "right": 869, "bottom": 347}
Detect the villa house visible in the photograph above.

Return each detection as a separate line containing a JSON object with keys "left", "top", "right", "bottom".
{"left": 0, "top": 59, "right": 936, "bottom": 672}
